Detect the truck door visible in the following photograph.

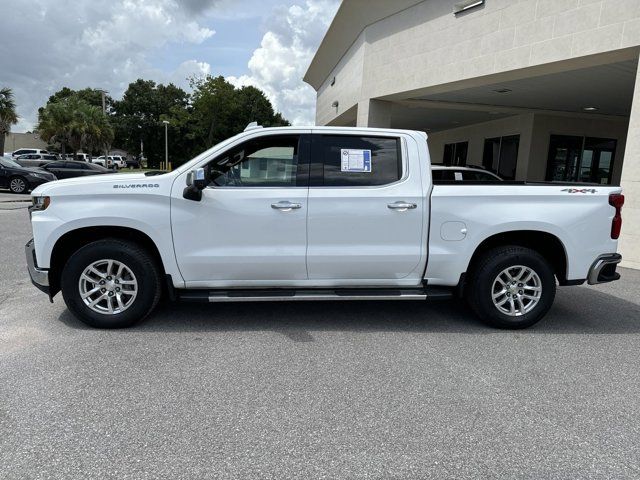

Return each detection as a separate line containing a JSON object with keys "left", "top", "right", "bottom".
{"left": 171, "top": 132, "right": 311, "bottom": 286}
{"left": 306, "top": 133, "right": 426, "bottom": 284}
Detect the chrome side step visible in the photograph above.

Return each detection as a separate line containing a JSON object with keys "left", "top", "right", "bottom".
{"left": 178, "top": 287, "right": 454, "bottom": 303}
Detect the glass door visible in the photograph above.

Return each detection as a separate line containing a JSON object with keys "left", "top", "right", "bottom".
{"left": 582, "top": 137, "right": 616, "bottom": 184}
{"left": 546, "top": 135, "right": 582, "bottom": 182}
{"left": 546, "top": 135, "right": 616, "bottom": 184}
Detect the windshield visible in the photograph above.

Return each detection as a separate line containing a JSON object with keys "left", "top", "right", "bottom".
{"left": 0, "top": 157, "right": 22, "bottom": 168}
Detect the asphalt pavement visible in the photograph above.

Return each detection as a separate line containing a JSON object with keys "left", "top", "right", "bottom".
{"left": 1, "top": 203, "right": 640, "bottom": 479}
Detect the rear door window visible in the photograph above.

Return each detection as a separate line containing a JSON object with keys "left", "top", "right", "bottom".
{"left": 312, "top": 135, "right": 402, "bottom": 187}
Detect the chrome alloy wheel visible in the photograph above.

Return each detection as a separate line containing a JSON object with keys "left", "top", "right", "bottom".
{"left": 79, "top": 259, "right": 138, "bottom": 315}
{"left": 10, "top": 178, "right": 26, "bottom": 193}
{"left": 491, "top": 265, "right": 542, "bottom": 317}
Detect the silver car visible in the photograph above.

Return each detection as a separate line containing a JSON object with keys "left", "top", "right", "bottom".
{"left": 431, "top": 166, "right": 503, "bottom": 182}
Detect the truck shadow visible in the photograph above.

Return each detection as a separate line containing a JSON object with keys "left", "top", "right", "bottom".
{"left": 57, "top": 286, "right": 640, "bottom": 339}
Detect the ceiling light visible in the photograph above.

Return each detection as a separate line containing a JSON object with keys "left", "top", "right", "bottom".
{"left": 582, "top": 106, "right": 599, "bottom": 112}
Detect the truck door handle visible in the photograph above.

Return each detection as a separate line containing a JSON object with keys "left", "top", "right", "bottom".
{"left": 387, "top": 201, "right": 417, "bottom": 211}
{"left": 271, "top": 201, "right": 302, "bottom": 212}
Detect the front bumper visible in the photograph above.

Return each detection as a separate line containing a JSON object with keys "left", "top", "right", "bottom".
{"left": 587, "top": 253, "right": 622, "bottom": 285}
{"left": 25, "top": 239, "right": 50, "bottom": 295}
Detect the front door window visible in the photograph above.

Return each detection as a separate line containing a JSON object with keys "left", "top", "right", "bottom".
{"left": 208, "top": 135, "right": 303, "bottom": 187}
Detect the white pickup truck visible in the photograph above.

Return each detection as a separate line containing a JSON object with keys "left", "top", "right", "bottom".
{"left": 26, "top": 126, "right": 624, "bottom": 329}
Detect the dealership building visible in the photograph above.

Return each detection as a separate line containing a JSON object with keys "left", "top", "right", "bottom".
{"left": 304, "top": 0, "right": 640, "bottom": 269}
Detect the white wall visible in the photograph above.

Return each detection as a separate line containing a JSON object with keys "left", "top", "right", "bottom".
{"left": 316, "top": 35, "right": 366, "bottom": 126}
{"left": 316, "top": 0, "right": 640, "bottom": 126}
{"left": 619, "top": 53, "right": 640, "bottom": 269}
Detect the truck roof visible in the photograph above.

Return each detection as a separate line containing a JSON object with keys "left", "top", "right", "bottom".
{"left": 246, "top": 125, "right": 428, "bottom": 138}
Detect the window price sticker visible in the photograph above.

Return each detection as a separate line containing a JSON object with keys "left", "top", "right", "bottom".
{"left": 341, "top": 149, "right": 372, "bottom": 173}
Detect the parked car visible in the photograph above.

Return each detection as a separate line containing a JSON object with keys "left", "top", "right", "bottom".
{"left": 94, "top": 156, "right": 115, "bottom": 169}
{"left": 431, "top": 166, "right": 503, "bottom": 182}
{"left": 0, "top": 156, "right": 57, "bottom": 193}
{"left": 111, "top": 155, "right": 127, "bottom": 169}
{"left": 41, "top": 160, "right": 111, "bottom": 180}
{"left": 125, "top": 157, "right": 140, "bottom": 169}
{"left": 26, "top": 126, "right": 624, "bottom": 330}
{"left": 11, "top": 148, "right": 49, "bottom": 158}
{"left": 63, "top": 153, "right": 90, "bottom": 162}
{"left": 15, "top": 153, "right": 60, "bottom": 168}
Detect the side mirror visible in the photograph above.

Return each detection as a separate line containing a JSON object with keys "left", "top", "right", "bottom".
{"left": 183, "top": 168, "right": 206, "bottom": 201}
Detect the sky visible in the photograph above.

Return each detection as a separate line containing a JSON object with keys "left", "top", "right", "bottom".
{"left": 0, "top": 0, "right": 340, "bottom": 132}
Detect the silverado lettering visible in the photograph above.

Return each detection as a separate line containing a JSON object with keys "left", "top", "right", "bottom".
{"left": 113, "top": 184, "right": 160, "bottom": 189}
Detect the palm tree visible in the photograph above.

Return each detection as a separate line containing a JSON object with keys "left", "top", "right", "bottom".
{"left": 38, "top": 95, "right": 114, "bottom": 161}
{"left": 80, "top": 104, "right": 114, "bottom": 161}
{"left": 0, "top": 87, "right": 19, "bottom": 156}
{"left": 37, "top": 97, "right": 76, "bottom": 157}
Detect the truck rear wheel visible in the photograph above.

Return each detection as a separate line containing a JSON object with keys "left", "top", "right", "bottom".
{"left": 466, "top": 246, "right": 556, "bottom": 329}
{"left": 61, "top": 239, "right": 162, "bottom": 328}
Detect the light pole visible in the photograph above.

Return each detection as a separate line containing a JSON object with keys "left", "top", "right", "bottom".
{"left": 162, "top": 120, "right": 169, "bottom": 171}
{"left": 97, "top": 89, "right": 109, "bottom": 165}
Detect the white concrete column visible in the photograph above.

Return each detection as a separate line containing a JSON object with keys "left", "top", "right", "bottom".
{"left": 356, "top": 99, "right": 392, "bottom": 128}
{"left": 619, "top": 55, "right": 640, "bottom": 270}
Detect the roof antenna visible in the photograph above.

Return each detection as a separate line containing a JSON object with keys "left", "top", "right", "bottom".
{"left": 244, "top": 122, "right": 263, "bottom": 132}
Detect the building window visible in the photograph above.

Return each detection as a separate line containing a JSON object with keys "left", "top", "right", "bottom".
{"left": 443, "top": 141, "right": 468, "bottom": 166}
{"left": 546, "top": 135, "right": 616, "bottom": 184}
{"left": 482, "top": 135, "right": 519, "bottom": 180}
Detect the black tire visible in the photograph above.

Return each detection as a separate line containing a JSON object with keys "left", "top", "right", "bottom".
{"left": 61, "top": 239, "right": 162, "bottom": 328}
{"left": 9, "top": 176, "right": 29, "bottom": 194}
{"left": 466, "top": 246, "right": 556, "bottom": 329}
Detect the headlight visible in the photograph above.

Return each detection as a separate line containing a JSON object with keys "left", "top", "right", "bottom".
{"left": 30, "top": 173, "right": 49, "bottom": 180}
{"left": 31, "top": 196, "right": 50, "bottom": 211}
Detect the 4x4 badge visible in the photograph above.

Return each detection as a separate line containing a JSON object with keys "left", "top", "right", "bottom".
{"left": 561, "top": 188, "right": 597, "bottom": 194}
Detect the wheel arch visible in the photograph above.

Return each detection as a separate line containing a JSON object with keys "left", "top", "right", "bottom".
{"left": 467, "top": 230, "right": 569, "bottom": 285}
{"left": 48, "top": 226, "right": 166, "bottom": 297}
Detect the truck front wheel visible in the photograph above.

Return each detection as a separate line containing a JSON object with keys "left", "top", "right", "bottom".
{"left": 466, "top": 246, "right": 556, "bottom": 329}
{"left": 61, "top": 239, "right": 162, "bottom": 328}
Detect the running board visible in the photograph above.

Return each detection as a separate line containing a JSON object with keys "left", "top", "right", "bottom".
{"left": 178, "top": 287, "right": 454, "bottom": 303}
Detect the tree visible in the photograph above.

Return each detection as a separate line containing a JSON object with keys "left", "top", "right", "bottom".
{"left": 37, "top": 95, "right": 113, "bottom": 158}
{"left": 80, "top": 105, "right": 114, "bottom": 161}
{"left": 0, "top": 87, "right": 19, "bottom": 156}
{"left": 112, "top": 79, "right": 190, "bottom": 168}
{"left": 46, "top": 87, "right": 114, "bottom": 112}
{"left": 37, "top": 99, "right": 75, "bottom": 157}
{"left": 189, "top": 77, "right": 290, "bottom": 155}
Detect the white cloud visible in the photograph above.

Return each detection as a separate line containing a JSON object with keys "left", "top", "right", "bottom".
{"left": 0, "top": 0, "right": 220, "bottom": 131}
{"left": 0, "top": 0, "right": 338, "bottom": 131}
{"left": 229, "top": 0, "right": 340, "bottom": 126}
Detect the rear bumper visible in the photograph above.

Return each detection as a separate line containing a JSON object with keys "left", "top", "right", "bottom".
{"left": 587, "top": 253, "right": 622, "bottom": 285}
{"left": 25, "top": 239, "right": 50, "bottom": 294}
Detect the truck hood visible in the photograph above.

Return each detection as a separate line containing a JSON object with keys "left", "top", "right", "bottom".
{"left": 31, "top": 172, "right": 174, "bottom": 196}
